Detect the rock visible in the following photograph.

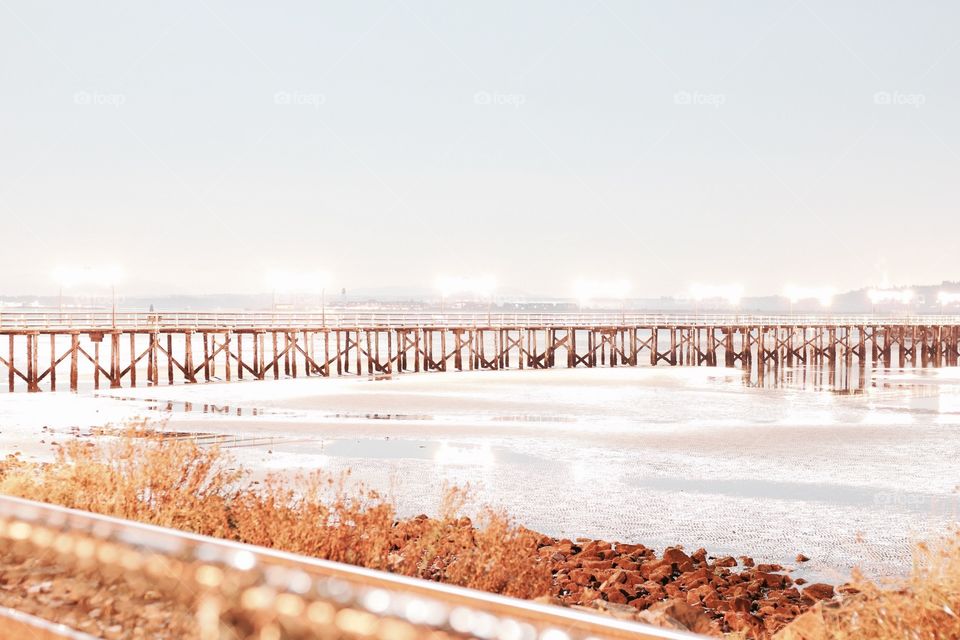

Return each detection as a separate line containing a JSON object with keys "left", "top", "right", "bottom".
{"left": 580, "top": 588, "right": 600, "bottom": 604}
{"left": 649, "top": 564, "right": 673, "bottom": 584}
{"left": 662, "top": 548, "right": 688, "bottom": 563}
{"left": 601, "top": 587, "right": 628, "bottom": 604}
{"left": 773, "top": 607, "right": 827, "bottom": 640}
{"left": 801, "top": 583, "right": 835, "bottom": 602}
{"left": 616, "top": 543, "right": 648, "bottom": 555}
{"left": 678, "top": 567, "right": 709, "bottom": 589}
{"left": 662, "top": 547, "right": 694, "bottom": 571}
{"left": 731, "top": 596, "right": 752, "bottom": 613}
{"left": 723, "top": 611, "right": 765, "bottom": 635}
{"left": 598, "top": 569, "right": 626, "bottom": 589}
{"left": 796, "top": 554, "right": 810, "bottom": 563}
{"left": 757, "top": 563, "right": 784, "bottom": 573}
{"left": 582, "top": 558, "right": 613, "bottom": 571}
{"left": 740, "top": 556, "right": 755, "bottom": 567}
{"left": 638, "top": 599, "right": 714, "bottom": 634}
{"left": 584, "top": 599, "right": 641, "bottom": 620}
{"left": 756, "top": 571, "right": 789, "bottom": 589}
{"left": 613, "top": 558, "right": 640, "bottom": 571}
{"left": 713, "top": 555, "right": 738, "bottom": 568}
{"left": 568, "top": 568, "right": 593, "bottom": 586}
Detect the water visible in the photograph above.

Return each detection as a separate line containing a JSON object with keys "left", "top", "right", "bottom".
{"left": 1, "top": 363, "right": 958, "bottom": 584}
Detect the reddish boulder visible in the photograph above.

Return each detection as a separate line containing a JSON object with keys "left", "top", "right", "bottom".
{"left": 713, "top": 555, "right": 738, "bottom": 568}
{"left": 639, "top": 599, "right": 715, "bottom": 635}
{"left": 731, "top": 596, "right": 752, "bottom": 613}
{"left": 801, "top": 583, "right": 835, "bottom": 602}
{"left": 724, "top": 611, "right": 765, "bottom": 635}
{"left": 662, "top": 547, "right": 694, "bottom": 571}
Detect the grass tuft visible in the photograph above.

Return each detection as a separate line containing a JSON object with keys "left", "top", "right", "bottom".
{"left": 0, "top": 424, "right": 552, "bottom": 600}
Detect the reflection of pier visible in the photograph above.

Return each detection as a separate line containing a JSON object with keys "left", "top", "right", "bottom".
{"left": 2, "top": 311, "right": 960, "bottom": 392}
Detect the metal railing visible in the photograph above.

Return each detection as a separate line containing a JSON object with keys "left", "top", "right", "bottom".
{"left": 0, "top": 495, "right": 696, "bottom": 640}
{"left": 3, "top": 309, "right": 960, "bottom": 330}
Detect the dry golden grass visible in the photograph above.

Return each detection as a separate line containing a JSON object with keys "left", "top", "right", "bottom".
{"left": 782, "top": 536, "right": 960, "bottom": 639}
{"left": 0, "top": 424, "right": 551, "bottom": 600}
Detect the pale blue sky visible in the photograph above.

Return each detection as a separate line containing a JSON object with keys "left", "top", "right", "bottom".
{"left": 1, "top": 1, "right": 958, "bottom": 297}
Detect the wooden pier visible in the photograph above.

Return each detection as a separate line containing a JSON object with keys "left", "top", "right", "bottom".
{"left": 1, "top": 311, "right": 959, "bottom": 393}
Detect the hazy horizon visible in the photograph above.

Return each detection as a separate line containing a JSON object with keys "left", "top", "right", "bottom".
{"left": 3, "top": 1, "right": 959, "bottom": 297}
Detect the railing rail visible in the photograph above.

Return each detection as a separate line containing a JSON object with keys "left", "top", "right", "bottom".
{"left": 3, "top": 309, "right": 960, "bottom": 330}
{"left": 0, "top": 495, "right": 698, "bottom": 640}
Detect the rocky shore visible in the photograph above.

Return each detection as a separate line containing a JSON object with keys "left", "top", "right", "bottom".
{"left": 536, "top": 535, "right": 836, "bottom": 637}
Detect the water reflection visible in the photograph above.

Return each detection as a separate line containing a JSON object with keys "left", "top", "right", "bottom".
{"left": 740, "top": 362, "right": 950, "bottom": 395}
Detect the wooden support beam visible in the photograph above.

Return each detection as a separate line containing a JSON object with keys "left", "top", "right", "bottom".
{"left": 184, "top": 332, "right": 196, "bottom": 383}
{"left": 49, "top": 334, "right": 57, "bottom": 391}
{"left": 70, "top": 333, "right": 79, "bottom": 391}
{"left": 129, "top": 332, "right": 137, "bottom": 388}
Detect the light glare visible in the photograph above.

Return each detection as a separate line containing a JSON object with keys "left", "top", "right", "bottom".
{"left": 783, "top": 285, "right": 837, "bottom": 306}
{"left": 937, "top": 291, "right": 960, "bottom": 306}
{"left": 265, "top": 269, "right": 331, "bottom": 294}
{"left": 435, "top": 275, "right": 496, "bottom": 298}
{"left": 689, "top": 283, "right": 744, "bottom": 305}
{"left": 572, "top": 278, "right": 631, "bottom": 305}
{"left": 52, "top": 265, "right": 124, "bottom": 288}
{"left": 867, "top": 288, "right": 914, "bottom": 304}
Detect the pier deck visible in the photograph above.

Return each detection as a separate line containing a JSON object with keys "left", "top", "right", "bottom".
{"left": 2, "top": 311, "right": 959, "bottom": 392}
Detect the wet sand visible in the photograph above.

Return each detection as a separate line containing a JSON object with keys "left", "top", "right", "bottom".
{"left": 2, "top": 366, "right": 958, "bottom": 583}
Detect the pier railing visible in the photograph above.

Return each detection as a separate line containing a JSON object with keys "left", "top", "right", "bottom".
{"left": 3, "top": 311, "right": 960, "bottom": 393}
{"left": 3, "top": 309, "right": 960, "bottom": 330}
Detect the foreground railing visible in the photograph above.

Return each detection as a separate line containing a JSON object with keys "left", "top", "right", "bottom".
{"left": 0, "top": 495, "right": 696, "bottom": 640}
{"left": 3, "top": 309, "right": 960, "bottom": 330}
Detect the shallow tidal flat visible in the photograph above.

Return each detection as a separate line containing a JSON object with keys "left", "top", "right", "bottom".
{"left": 2, "top": 365, "right": 959, "bottom": 582}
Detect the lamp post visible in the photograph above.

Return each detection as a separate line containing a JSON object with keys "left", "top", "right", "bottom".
{"left": 265, "top": 269, "right": 331, "bottom": 324}
{"left": 52, "top": 266, "right": 123, "bottom": 329}
{"left": 435, "top": 276, "right": 497, "bottom": 326}
{"left": 573, "top": 278, "right": 631, "bottom": 324}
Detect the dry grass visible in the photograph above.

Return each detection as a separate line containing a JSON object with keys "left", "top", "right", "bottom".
{"left": 0, "top": 424, "right": 551, "bottom": 600}
{"left": 785, "top": 536, "right": 960, "bottom": 639}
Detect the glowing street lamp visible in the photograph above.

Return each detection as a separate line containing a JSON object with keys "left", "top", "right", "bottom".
{"left": 689, "top": 284, "right": 744, "bottom": 305}
{"left": 572, "top": 278, "right": 631, "bottom": 321}
{"left": 937, "top": 291, "right": 960, "bottom": 314}
{"left": 434, "top": 275, "right": 497, "bottom": 319}
{"left": 572, "top": 278, "right": 631, "bottom": 307}
{"left": 867, "top": 288, "right": 914, "bottom": 314}
{"left": 265, "top": 269, "right": 332, "bottom": 324}
{"left": 52, "top": 265, "right": 125, "bottom": 327}
{"left": 687, "top": 284, "right": 744, "bottom": 322}
{"left": 867, "top": 288, "right": 914, "bottom": 304}
{"left": 782, "top": 285, "right": 837, "bottom": 313}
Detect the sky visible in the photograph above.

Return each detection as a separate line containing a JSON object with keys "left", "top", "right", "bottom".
{"left": 1, "top": 1, "right": 959, "bottom": 298}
